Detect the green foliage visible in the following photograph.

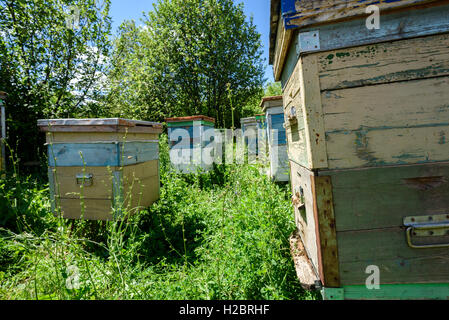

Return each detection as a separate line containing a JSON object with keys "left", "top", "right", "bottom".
{"left": 264, "top": 82, "right": 282, "bottom": 97}
{"left": 0, "top": 138, "right": 318, "bottom": 300}
{"left": 106, "top": 0, "right": 265, "bottom": 128}
{"left": 0, "top": 0, "right": 112, "bottom": 164}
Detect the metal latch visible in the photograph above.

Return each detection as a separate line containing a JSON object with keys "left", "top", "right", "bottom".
{"left": 76, "top": 173, "right": 93, "bottom": 187}
{"left": 297, "top": 31, "right": 320, "bottom": 54}
{"left": 403, "top": 214, "right": 449, "bottom": 249}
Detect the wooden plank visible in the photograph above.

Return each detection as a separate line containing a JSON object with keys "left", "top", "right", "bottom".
{"left": 121, "top": 141, "right": 159, "bottom": 166}
{"left": 280, "top": 30, "right": 299, "bottom": 88}
{"left": 39, "top": 125, "right": 163, "bottom": 134}
{"left": 326, "top": 124, "right": 449, "bottom": 169}
{"left": 321, "top": 162, "right": 449, "bottom": 231}
{"left": 337, "top": 227, "right": 449, "bottom": 285}
{"left": 282, "top": 0, "right": 441, "bottom": 29}
{"left": 59, "top": 198, "right": 113, "bottom": 221}
{"left": 323, "top": 77, "right": 449, "bottom": 133}
{"left": 48, "top": 142, "right": 119, "bottom": 167}
{"left": 311, "top": 175, "right": 340, "bottom": 287}
{"left": 46, "top": 132, "right": 159, "bottom": 143}
{"left": 318, "top": 32, "right": 449, "bottom": 91}
{"left": 299, "top": 55, "right": 328, "bottom": 169}
{"left": 52, "top": 166, "right": 116, "bottom": 200}
{"left": 52, "top": 161, "right": 160, "bottom": 220}
{"left": 48, "top": 141, "right": 159, "bottom": 167}
{"left": 166, "top": 120, "right": 214, "bottom": 127}
{"left": 322, "top": 284, "right": 449, "bottom": 300}
{"left": 123, "top": 175, "right": 160, "bottom": 211}
{"left": 165, "top": 115, "right": 215, "bottom": 123}
{"left": 273, "top": 15, "right": 294, "bottom": 81}
{"left": 51, "top": 161, "right": 159, "bottom": 201}
{"left": 278, "top": 3, "right": 449, "bottom": 86}
{"left": 286, "top": 127, "right": 309, "bottom": 169}
{"left": 289, "top": 160, "right": 320, "bottom": 274}
{"left": 289, "top": 230, "right": 320, "bottom": 290}
{"left": 283, "top": 52, "right": 301, "bottom": 109}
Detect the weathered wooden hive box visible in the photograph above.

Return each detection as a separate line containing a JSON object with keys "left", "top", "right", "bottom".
{"left": 241, "top": 116, "right": 258, "bottom": 163}
{"left": 270, "top": 0, "right": 449, "bottom": 299}
{"left": 0, "top": 91, "right": 6, "bottom": 173}
{"left": 261, "top": 96, "right": 289, "bottom": 182}
{"left": 255, "top": 113, "right": 269, "bottom": 165}
{"left": 166, "top": 115, "right": 215, "bottom": 173}
{"left": 38, "top": 118, "right": 163, "bottom": 220}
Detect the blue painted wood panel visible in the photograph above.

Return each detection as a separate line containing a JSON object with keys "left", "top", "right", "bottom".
{"left": 270, "top": 114, "right": 287, "bottom": 145}
{"left": 48, "top": 142, "right": 159, "bottom": 167}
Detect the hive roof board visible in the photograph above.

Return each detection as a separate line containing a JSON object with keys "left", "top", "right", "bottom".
{"left": 37, "top": 118, "right": 163, "bottom": 134}
{"left": 165, "top": 115, "right": 215, "bottom": 127}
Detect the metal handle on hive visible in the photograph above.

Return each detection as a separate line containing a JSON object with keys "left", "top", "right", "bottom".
{"left": 404, "top": 214, "right": 449, "bottom": 249}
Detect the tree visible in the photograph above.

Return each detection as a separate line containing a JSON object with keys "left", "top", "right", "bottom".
{"left": 0, "top": 0, "right": 111, "bottom": 165}
{"left": 264, "top": 82, "right": 282, "bottom": 97}
{"left": 106, "top": 0, "right": 265, "bottom": 128}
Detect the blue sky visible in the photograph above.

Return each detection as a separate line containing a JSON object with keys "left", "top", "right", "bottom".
{"left": 109, "top": 0, "right": 274, "bottom": 83}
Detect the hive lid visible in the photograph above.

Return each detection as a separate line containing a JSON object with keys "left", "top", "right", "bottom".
{"left": 165, "top": 115, "right": 215, "bottom": 123}
{"left": 260, "top": 95, "right": 283, "bottom": 112}
{"left": 38, "top": 118, "right": 163, "bottom": 133}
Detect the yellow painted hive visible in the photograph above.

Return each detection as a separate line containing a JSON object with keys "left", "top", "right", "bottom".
{"left": 38, "top": 118, "right": 163, "bottom": 220}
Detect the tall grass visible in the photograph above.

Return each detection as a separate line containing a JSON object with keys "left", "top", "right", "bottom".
{"left": 0, "top": 134, "right": 318, "bottom": 300}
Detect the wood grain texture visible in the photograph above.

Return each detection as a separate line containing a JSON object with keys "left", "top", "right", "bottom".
{"left": 323, "top": 76, "right": 449, "bottom": 169}
{"left": 323, "top": 77, "right": 449, "bottom": 132}
{"left": 299, "top": 55, "right": 328, "bottom": 169}
{"left": 59, "top": 198, "right": 113, "bottom": 220}
{"left": 273, "top": 15, "right": 294, "bottom": 81}
{"left": 337, "top": 227, "right": 449, "bottom": 285}
{"left": 320, "top": 162, "right": 449, "bottom": 232}
{"left": 278, "top": 2, "right": 449, "bottom": 95}
{"left": 326, "top": 123, "right": 449, "bottom": 169}
{"left": 289, "top": 160, "right": 320, "bottom": 274}
{"left": 323, "top": 283, "right": 449, "bottom": 300}
{"left": 295, "top": 3, "right": 449, "bottom": 55}
{"left": 318, "top": 32, "right": 449, "bottom": 91}
{"left": 289, "top": 230, "right": 320, "bottom": 290}
{"left": 283, "top": 0, "right": 440, "bottom": 29}
{"left": 48, "top": 141, "right": 159, "bottom": 167}
{"left": 46, "top": 132, "right": 159, "bottom": 143}
{"left": 311, "top": 175, "right": 340, "bottom": 287}
{"left": 39, "top": 125, "right": 163, "bottom": 134}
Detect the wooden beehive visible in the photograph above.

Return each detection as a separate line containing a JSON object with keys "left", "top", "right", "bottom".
{"left": 38, "top": 118, "right": 163, "bottom": 220}
{"left": 166, "top": 115, "right": 215, "bottom": 173}
{"left": 261, "top": 96, "right": 289, "bottom": 182}
{"left": 270, "top": 0, "right": 449, "bottom": 299}
{"left": 241, "top": 116, "right": 258, "bottom": 163}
